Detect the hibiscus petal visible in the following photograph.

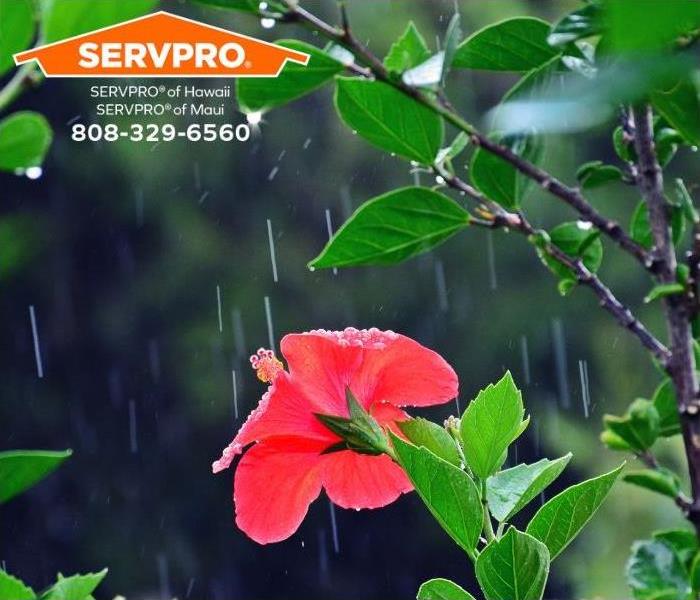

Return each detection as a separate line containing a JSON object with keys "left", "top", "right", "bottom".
{"left": 352, "top": 334, "right": 458, "bottom": 408}
{"left": 321, "top": 451, "right": 412, "bottom": 510}
{"left": 234, "top": 437, "right": 327, "bottom": 544}
{"left": 281, "top": 332, "right": 364, "bottom": 414}
{"left": 213, "top": 372, "right": 335, "bottom": 473}
{"left": 370, "top": 401, "right": 410, "bottom": 437}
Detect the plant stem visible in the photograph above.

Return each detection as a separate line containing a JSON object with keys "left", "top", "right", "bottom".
{"left": 0, "top": 63, "right": 42, "bottom": 114}
{"left": 633, "top": 104, "right": 700, "bottom": 534}
{"left": 480, "top": 479, "right": 496, "bottom": 543}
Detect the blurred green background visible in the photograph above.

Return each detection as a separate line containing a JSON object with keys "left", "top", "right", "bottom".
{"left": 1, "top": 0, "right": 691, "bottom": 598}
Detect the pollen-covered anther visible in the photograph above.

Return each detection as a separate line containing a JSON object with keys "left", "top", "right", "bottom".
{"left": 250, "top": 348, "right": 284, "bottom": 383}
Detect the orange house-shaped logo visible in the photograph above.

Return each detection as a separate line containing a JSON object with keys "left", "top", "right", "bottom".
{"left": 13, "top": 11, "right": 310, "bottom": 78}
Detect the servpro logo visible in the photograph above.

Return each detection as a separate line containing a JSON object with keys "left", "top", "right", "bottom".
{"left": 13, "top": 11, "right": 310, "bottom": 78}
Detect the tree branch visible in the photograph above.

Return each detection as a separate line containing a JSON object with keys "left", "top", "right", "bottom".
{"left": 435, "top": 166, "right": 671, "bottom": 366}
{"left": 278, "top": 0, "right": 654, "bottom": 273}
{"left": 633, "top": 103, "right": 700, "bottom": 533}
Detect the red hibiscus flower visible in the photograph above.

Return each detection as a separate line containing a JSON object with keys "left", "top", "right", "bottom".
{"left": 213, "top": 328, "right": 458, "bottom": 544}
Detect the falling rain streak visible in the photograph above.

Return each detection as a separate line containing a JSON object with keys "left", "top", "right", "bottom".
{"left": 434, "top": 259, "right": 448, "bottom": 312}
{"left": 128, "top": 399, "right": 138, "bottom": 453}
{"left": 520, "top": 335, "right": 531, "bottom": 386}
{"left": 267, "top": 219, "right": 279, "bottom": 282}
{"left": 486, "top": 231, "right": 497, "bottom": 290}
{"left": 231, "top": 308, "right": 246, "bottom": 358}
{"left": 551, "top": 318, "right": 570, "bottom": 409}
{"left": 328, "top": 499, "right": 340, "bottom": 554}
{"left": 324, "top": 209, "right": 338, "bottom": 276}
{"left": 232, "top": 370, "right": 239, "bottom": 419}
{"left": 578, "top": 359, "right": 591, "bottom": 418}
{"left": 29, "top": 305, "right": 44, "bottom": 379}
{"left": 264, "top": 296, "right": 275, "bottom": 351}
{"left": 216, "top": 285, "right": 223, "bottom": 333}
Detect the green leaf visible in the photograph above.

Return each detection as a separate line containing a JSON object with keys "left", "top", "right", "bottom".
{"left": 675, "top": 178, "right": 699, "bottom": 224}
{"left": 651, "top": 78, "right": 700, "bottom": 146}
{"left": 654, "top": 529, "right": 698, "bottom": 566}
{"left": 41, "top": 0, "right": 157, "bottom": 43}
{"left": 575, "top": 160, "right": 623, "bottom": 189}
{"left": 384, "top": 22, "right": 431, "bottom": 73}
{"left": 626, "top": 540, "right": 690, "bottom": 600}
{"left": 548, "top": 2, "right": 603, "bottom": 46}
{"left": 537, "top": 222, "right": 603, "bottom": 296}
{"left": 190, "top": 0, "right": 260, "bottom": 11}
{"left": 391, "top": 433, "right": 482, "bottom": 557}
{"left": 460, "top": 371, "right": 527, "bottom": 479}
{"left": 486, "top": 454, "right": 572, "bottom": 522}
{"left": 398, "top": 418, "right": 461, "bottom": 467}
{"left": 623, "top": 468, "right": 681, "bottom": 500}
{"left": 335, "top": 77, "right": 443, "bottom": 164}
{"left": 308, "top": 187, "right": 469, "bottom": 269}
{"left": 236, "top": 40, "right": 343, "bottom": 113}
{"left": 0, "top": 449, "right": 72, "bottom": 503}
{"left": 469, "top": 135, "right": 541, "bottom": 209}
{"left": 476, "top": 528, "right": 550, "bottom": 600}
{"left": 0, "top": 111, "right": 53, "bottom": 171}
{"left": 417, "top": 578, "right": 476, "bottom": 600}
{"left": 436, "top": 132, "right": 470, "bottom": 165}
{"left": 691, "top": 554, "right": 700, "bottom": 594}
{"left": 40, "top": 570, "right": 107, "bottom": 600}
{"left": 454, "top": 17, "right": 559, "bottom": 72}
{"left": 613, "top": 125, "right": 636, "bottom": 162}
{"left": 0, "top": 570, "right": 34, "bottom": 600}
{"left": 600, "top": 429, "right": 633, "bottom": 451}
{"left": 644, "top": 283, "right": 686, "bottom": 304}
{"left": 526, "top": 463, "right": 623, "bottom": 560}
{"left": 652, "top": 379, "right": 680, "bottom": 437}
{"left": 0, "top": 0, "right": 35, "bottom": 76}
{"left": 605, "top": 0, "right": 700, "bottom": 54}
{"left": 603, "top": 399, "right": 660, "bottom": 452}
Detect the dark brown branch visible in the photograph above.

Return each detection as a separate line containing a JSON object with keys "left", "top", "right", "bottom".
{"left": 436, "top": 167, "right": 671, "bottom": 366}
{"left": 633, "top": 103, "right": 700, "bottom": 533}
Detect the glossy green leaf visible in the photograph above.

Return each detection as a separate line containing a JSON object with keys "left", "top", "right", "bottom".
{"left": 600, "top": 429, "right": 633, "bottom": 452}
{"left": 626, "top": 539, "right": 690, "bottom": 600}
{"left": 460, "top": 371, "right": 527, "bottom": 479}
{"left": 0, "top": 449, "right": 72, "bottom": 503}
{"left": 42, "top": 0, "right": 157, "bottom": 43}
{"left": 308, "top": 187, "right": 469, "bottom": 269}
{"left": 0, "top": 0, "right": 34, "bottom": 76}
{"left": 392, "top": 434, "right": 482, "bottom": 556}
{"left": 652, "top": 379, "right": 680, "bottom": 437}
{"left": 575, "top": 160, "right": 623, "bottom": 189}
{"left": 236, "top": 40, "right": 343, "bottom": 113}
{"left": 486, "top": 454, "right": 572, "bottom": 522}
{"left": 40, "top": 569, "right": 107, "bottom": 600}
{"left": 651, "top": 78, "right": 700, "bottom": 146}
{"left": 384, "top": 22, "right": 431, "bottom": 73}
{"left": 623, "top": 468, "right": 681, "bottom": 499}
{"left": 469, "top": 135, "right": 540, "bottom": 209}
{"left": 548, "top": 2, "right": 603, "bottom": 46}
{"left": 436, "top": 132, "right": 469, "bottom": 165}
{"left": 654, "top": 529, "right": 698, "bottom": 566}
{"left": 605, "top": 0, "right": 700, "bottom": 53}
{"left": 454, "top": 17, "right": 558, "bottom": 72}
{"left": 476, "top": 528, "right": 550, "bottom": 600}
{"left": 644, "top": 283, "right": 685, "bottom": 304}
{"left": 603, "top": 399, "right": 660, "bottom": 452}
{"left": 417, "top": 578, "right": 476, "bottom": 600}
{"left": 537, "top": 222, "right": 603, "bottom": 296}
{"left": 0, "top": 570, "right": 34, "bottom": 600}
{"left": 398, "top": 418, "right": 461, "bottom": 467}
{"left": 526, "top": 464, "right": 623, "bottom": 560}
{"left": 335, "top": 77, "right": 443, "bottom": 164}
{"left": 0, "top": 111, "right": 53, "bottom": 171}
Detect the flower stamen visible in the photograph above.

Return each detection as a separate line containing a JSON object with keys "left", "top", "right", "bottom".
{"left": 250, "top": 348, "right": 284, "bottom": 383}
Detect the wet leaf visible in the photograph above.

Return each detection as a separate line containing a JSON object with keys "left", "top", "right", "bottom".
{"left": 476, "top": 528, "right": 550, "bottom": 600}
{"left": 604, "top": 399, "right": 660, "bottom": 452}
{"left": 575, "top": 160, "right": 623, "bottom": 189}
{"left": 308, "top": 187, "right": 469, "bottom": 269}
{"left": 623, "top": 468, "right": 681, "bottom": 499}
{"left": 0, "top": 570, "right": 34, "bottom": 600}
{"left": 0, "top": 449, "right": 72, "bottom": 503}
{"left": 651, "top": 78, "right": 700, "bottom": 146}
{"left": 0, "top": 111, "right": 52, "bottom": 171}
{"left": 40, "top": 569, "right": 108, "bottom": 600}
{"left": 335, "top": 77, "right": 443, "bottom": 164}
{"left": 626, "top": 539, "right": 690, "bottom": 600}
{"left": 398, "top": 418, "right": 461, "bottom": 467}
{"left": 652, "top": 379, "right": 680, "bottom": 437}
{"left": 392, "top": 434, "right": 482, "bottom": 556}
{"left": 0, "top": 0, "right": 35, "bottom": 76}
{"left": 454, "top": 17, "right": 558, "bottom": 72}
{"left": 384, "top": 21, "right": 431, "bottom": 73}
{"left": 526, "top": 464, "right": 623, "bottom": 560}
{"left": 417, "top": 578, "right": 476, "bottom": 600}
